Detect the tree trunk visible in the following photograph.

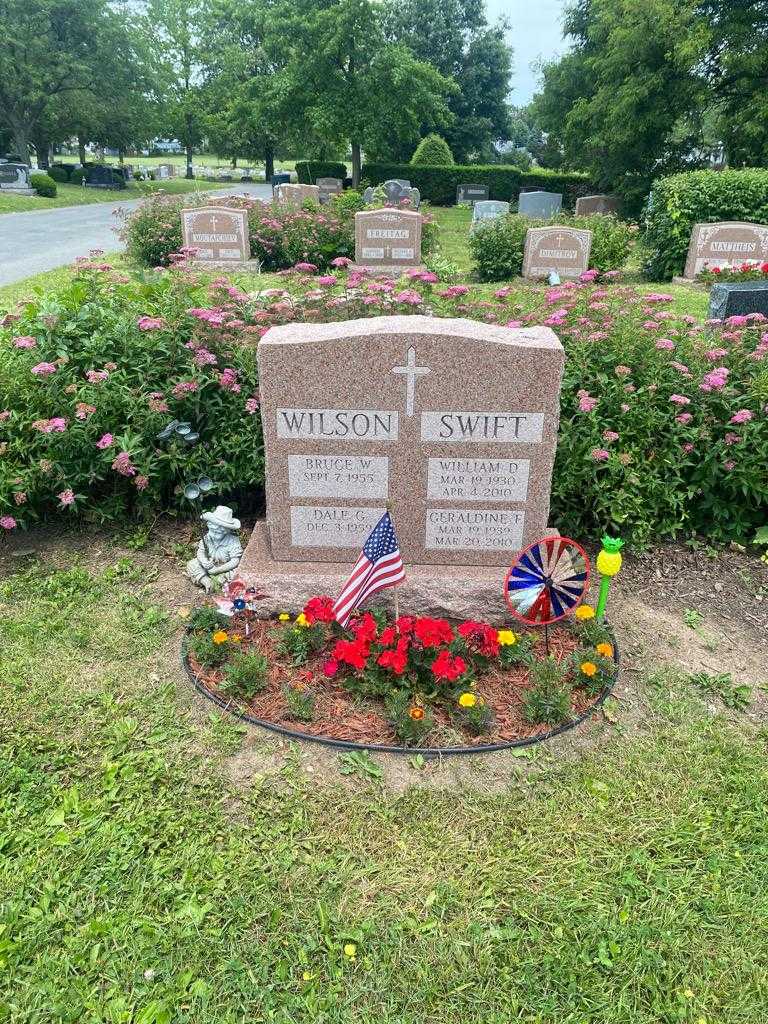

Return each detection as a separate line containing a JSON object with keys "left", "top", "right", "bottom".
{"left": 264, "top": 146, "right": 274, "bottom": 183}
{"left": 78, "top": 134, "right": 87, "bottom": 165}
{"left": 186, "top": 142, "right": 194, "bottom": 179}
{"left": 32, "top": 131, "right": 50, "bottom": 169}
{"left": 351, "top": 141, "right": 361, "bottom": 187}
{"left": 12, "top": 125, "right": 30, "bottom": 164}
{"left": 118, "top": 149, "right": 125, "bottom": 165}
{"left": 231, "top": 156, "right": 237, "bottom": 168}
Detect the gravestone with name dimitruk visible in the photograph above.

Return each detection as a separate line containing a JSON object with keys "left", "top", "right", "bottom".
{"left": 523, "top": 226, "right": 592, "bottom": 280}
{"left": 354, "top": 208, "right": 422, "bottom": 271}
{"left": 683, "top": 222, "right": 768, "bottom": 279}
{"left": 518, "top": 191, "right": 563, "bottom": 218}
{"left": 253, "top": 316, "right": 563, "bottom": 568}
{"left": 181, "top": 206, "right": 251, "bottom": 262}
{"left": 457, "top": 183, "right": 490, "bottom": 205}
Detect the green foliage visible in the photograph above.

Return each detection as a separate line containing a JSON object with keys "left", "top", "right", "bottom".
{"left": 470, "top": 213, "right": 633, "bottom": 282}
{"left": 282, "top": 682, "right": 315, "bottom": 721}
{"left": 411, "top": 134, "right": 454, "bottom": 166}
{"left": 337, "top": 749, "right": 383, "bottom": 779}
{"left": 522, "top": 657, "right": 572, "bottom": 726}
{"left": 384, "top": 692, "right": 434, "bottom": 745}
{"left": 220, "top": 651, "right": 268, "bottom": 699}
{"left": 30, "top": 173, "right": 56, "bottom": 198}
{"left": 689, "top": 671, "right": 752, "bottom": 712}
{"left": 188, "top": 606, "right": 230, "bottom": 633}
{"left": 48, "top": 165, "right": 71, "bottom": 183}
{"left": 499, "top": 633, "right": 535, "bottom": 669}
{"left": 189, "top": 631, "right": 230, "bottom": 669}
{"left": 295, "top": 160, "right": 347, "bottom": 184}
{"left": 330, "top": 189, "right": 366, "bottom": 217}
{"left": 454, "top": 696, "right": 494, "bottom": 736}
{"left": 573, "top": 650, "right": 617, "bottom": 697}
{"left": 276, "top": 622, "right": 326, "bottom": 666}
{"left": 642, "top": 169, "right": 768, "bottom": 280}
{"left": 363, "top": 161, "right": 596, "bottom": 207}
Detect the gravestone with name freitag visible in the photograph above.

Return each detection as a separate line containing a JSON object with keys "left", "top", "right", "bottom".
{"left": 354, "top": 208, "right": 422, "bottom": 272}
{"left": 523, "top": 226, "right": 592, "bottom": 280}
{"left": 180, "top": 206, "right": 252, "bottom": 265}
{"left": 682, "top": 222, "right": 768, "bottom": 280}
{"left": 238, "top": 315, "right": 565, "bottom": 617}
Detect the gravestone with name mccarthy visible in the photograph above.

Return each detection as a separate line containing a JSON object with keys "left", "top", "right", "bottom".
{"left": 682, "top": 221, "right": 768, "bottom": 279}
{"left": 523, "top": 226, "right": 592, "bottom": 280}
{"left": 354, "top": 208, "right": 422, "bottom": 271}
{"left": 180, "top": 206, "right": 251, "bottom": 263}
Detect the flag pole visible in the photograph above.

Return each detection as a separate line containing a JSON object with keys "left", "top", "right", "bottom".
{"left": 387, "top": 498, "right": 401, "bottom": 628}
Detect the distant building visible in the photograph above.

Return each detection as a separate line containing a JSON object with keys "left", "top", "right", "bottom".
{"left": 153, "top": 139, "right": 184, "bottom": 154}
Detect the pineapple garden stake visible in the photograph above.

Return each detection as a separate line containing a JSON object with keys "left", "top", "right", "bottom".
{"left": 595, "top": 536, "right": 624, "bottom": 620}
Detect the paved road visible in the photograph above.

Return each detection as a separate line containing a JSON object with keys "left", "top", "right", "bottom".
{"left": 0, "top": 183, "right": 273, "bottom": 286}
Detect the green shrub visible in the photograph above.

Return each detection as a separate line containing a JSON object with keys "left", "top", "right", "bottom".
{"left": 521, "top": 658, "right": 572, "bottom": 725}
{"left": 469, "top": 213, "right": 633, "bottom": 281}
{"left": 411, "top": 134, "right": 454, "bottom": 166}
{"left": 48, "top": 166, "right": 70, "bottom": 183}
{"left": 283, "top": 682, "right": 315, "bottom": 721}
{"left": 642, "top": 169, "right": 768, "bottom": 280}
{"left": 362, "top": 162, "right": 596, "bottom": 207}
{"left": 189, "top": 631, "right": 230, "bottom": 669}
{"left": 30, "top": 173, "right": 56, "bottom": 198}
{"left": 385, "top": 692, "right": 434, "bottom": 745}
{"left": 220, "top": 651, "right": 268, "bottom": 699}
{"left": 188, "top": 606, "right": 231, "bottom": 633}
{"left": 295, "top": 160, "right": 347, "bottom": 184}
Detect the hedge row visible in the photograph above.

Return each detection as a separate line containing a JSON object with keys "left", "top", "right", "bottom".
{"left": 361, "top": 163, "right": 597, "bottom": 208}
{"left": 295, "top": 161, "right": 347, "bottom": 184}
{"left": 642, "top": 168, "right": 768, "bottom": 280}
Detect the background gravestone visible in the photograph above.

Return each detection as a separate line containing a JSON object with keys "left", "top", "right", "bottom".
{"left": 354, "top": 208, "right": 422, "bottom": 270}
{"left": 276, "top": 183, "right": 321, "bottom": 205}
{"left": 523, "top": 226, "right": 592, "bottom": 279}
{"left": 518, "top": 191, "right": 563, "bottom": 218}
{"left": 254, "top": 315, "right": 564, "bottom": 568}
{"left": 708, "top": 281, "right": 768, "bottom": 320}
{"left": 362, "top": 186, "right": 375, "bottom": 204}
{"left": 382, "top": 180, "right": 407, "bottom": 204}
{"left": 181, "top": 206, "right": 250, "bottom": 261}
{"left": 471, "top": 200, "right": 510, "bottom": 230}
{"left": 683, "top": 222, "right": 768, "bottom": 279}
{"left": 0, "top": 163, "right": 33, "bottom": 194}
{"left": 457, "top": 183, "right": 490, "bottom": 205}
{"left": 574, "top": 194, "right": 619, "bottom": 216}
{"left": 84, "top": 165, "right": 126, "bottom": 190}
{"left": 316, "top": 177, "right": 343, "bottom": 202}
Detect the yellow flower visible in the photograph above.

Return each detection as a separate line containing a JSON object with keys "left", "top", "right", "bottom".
{"left": 231, "top": 634, "right": 242, "bottom": 643}
{"left": 497, "top": 629, "right": 517, "bottom": 646}
{"left": 596, "top": 642, "right": 613, "bottom": 658}
{"left": 409, "top": 706, "right": 425, "bottom": 720}
{"left": 343, "top": 943, "right": 357, "bottom": 959}
{"left": 212, "top": 630, "right": 229, "bottom": 645}
{"left": 580, "top": 661, "right": 598, "bottom": 677}
{"left": 683, "top": 989, "right": 695, "bottom": 1000}
{"left": 302, "top": 971, "right": 315, "bottom": 982}
{"left": 575, "top": 605, "right": 595, "bottom": 620}
{"left": 458, "top": 692, "right": 477, "bottom": 708}
{"left": 278, "top": 612, "right": 290, "bottom": 622}
{"left": 295, "top": 612, "right": 309, "bottom": 627}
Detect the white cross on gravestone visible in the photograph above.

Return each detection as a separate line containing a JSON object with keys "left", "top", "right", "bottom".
{"left": 210, "top": 215, "right": 218, "bottom": 231}
{"left": 391, "top": 346, "right": 430, "bottom": 417}
{"left": 555, "top": 233, "right": 564, "bottom": 247}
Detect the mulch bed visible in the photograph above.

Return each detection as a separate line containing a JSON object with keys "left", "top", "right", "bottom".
{"left": 186, "top": 616, "right": 612, "bottom": 749}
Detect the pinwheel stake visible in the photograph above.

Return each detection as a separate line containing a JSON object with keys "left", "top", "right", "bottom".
{"left": 504, "top": 536, "right": 591, "bottom": 655}
{"left": 595, "top": 535, "right": 624, "bottom": 620}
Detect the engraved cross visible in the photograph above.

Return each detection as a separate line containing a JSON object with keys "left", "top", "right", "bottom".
{"left": 210, "top": 216, "right": 218, "bottom": 231}
{"left": 391, "top": 346, "right": 430, "bottom": 417}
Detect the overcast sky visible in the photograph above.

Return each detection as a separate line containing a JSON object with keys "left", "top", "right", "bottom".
{"left": 485, "top": 0, "right": 570, "bottom": 104}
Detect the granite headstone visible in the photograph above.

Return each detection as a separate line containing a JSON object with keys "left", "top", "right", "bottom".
{"left": 708, "top": 281, "right": 768, "bottom": 320}
{"left": 470, "top": 200, "right": 510, "bottom": 229}
{"left": 276, "top": 183, "right": 321, "bottom": 206}
{"left": 574, "top": 194, "right": 619, "bottom": 216}
{"left": 518, "top": 191, "right": 563, "bottom": 218}
{"left": 457, "top": 183, "right": 490, "bottom": 205}
{"left": 181, "top": 206, "right": 250, "bottom": 261}
{"left": 316, "top": 177, "right": 343, "bottom": 202}
{"left": 354, "top": 208, "right": 422, "bottom": 270}
{"left": 0, "top": 163, "right": 33, "bottom": 193}
{"left": 683, "top": 222, "right": 768, "bottom": 279}
{"left": 523, "top": 226, "right": 592, "bottom": 280}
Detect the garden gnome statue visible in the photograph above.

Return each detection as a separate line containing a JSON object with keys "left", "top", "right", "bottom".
{"left": 187, "top": 506, "right": 243, "bottom": 593}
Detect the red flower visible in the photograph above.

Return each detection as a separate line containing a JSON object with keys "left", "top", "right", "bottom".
{"left": 431, "top": 650, "right": 467, "bottom": 681}
{"left": 322, "top": 658, "right": 339, "bottom": 678}
{"left": 378, "top": 626, "right": 397, "bottom": 645}
{"left": 711, "top": 267, "right": 721, "bottom": 274}
{"left": 332, "top": 638, "right": 370, "bottom": 671}
{"left": 762, "top": 262, "right": 768, "bottom": 273}
{"left": 457, "top": 620, "right": 500, "bottom": 657}
{"left": 395, "top": 616, "right": 415, "bottom": 636}
{"left": 304, "top": 595, "right": 335, "bottom": 624}
{"left": 349, "top": 611, "right": 378, "bottom": 643}
{"left": 377, "top": 638, "right": 410, "bottom": 675}
{"left": 413, "top": 617, "right": 455, "bottom": 648}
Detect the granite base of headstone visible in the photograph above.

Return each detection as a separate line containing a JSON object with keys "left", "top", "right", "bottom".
{"left": 708, "top": 280, "right": 768, "bottom": 319}
{"left": 237, "top": 314, "right": 563, "bottom": 617}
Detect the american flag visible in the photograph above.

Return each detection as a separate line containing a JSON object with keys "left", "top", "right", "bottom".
{"left": 332, "top": 511, "right": 405, "bottom": 627}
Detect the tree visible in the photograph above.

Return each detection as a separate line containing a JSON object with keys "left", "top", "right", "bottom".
{"left": 411, "top": 133, "right": 454, "bottom": 165}
{"left": 382, "top": 0, "right": 513, "bottom": 162}
{"left": 274, "top": 0, "right": 454, "bottom": 185}
{"left": 0, "top": 0, "right": 127, "bottom": 164}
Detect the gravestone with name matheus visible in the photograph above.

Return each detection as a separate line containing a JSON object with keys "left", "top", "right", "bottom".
{"left": 457, "top": 183, "right": 490, "bottom": 205}
{"left": 575, "top": 194, "right": 619, "bottom": 216}
{"left": 518, "top": 191, "right": 563, "bottom": 218}
{"left": 523, "top": 226, "right": 592, "bottom": 280}
{"left": 181, "top": 206, "right": 254, "bottom": 267}
{"left": 708, "top": 280, "right": 768, "bottom": 320}
{"left": 316, "top": 177, "right": 343, "bottom": 202}
{"left": 0, "top": 163, "right": 33, "bottom": 194}
{"left": 276, "top": 183, "right": 321, "bottom": 206}
{"left": 682, "top": 221, "right": 768, "bottom": 280}
{"left": 253, "top": 316, "right": 563, "bottom": 575}
{"left": 354, "top": 208, "right": 422, "bottom": 272}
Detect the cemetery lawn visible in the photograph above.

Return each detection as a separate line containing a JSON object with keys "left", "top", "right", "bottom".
{"left": 0, "top": 179, "right": 222, "bottom": 214}
{"left": 2, "top": 538, "right": 768, "bottom": 1023}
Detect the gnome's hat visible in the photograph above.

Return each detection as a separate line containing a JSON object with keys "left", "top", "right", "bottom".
{"left": 201, "top": 505, "right": 240, "bottom": 530}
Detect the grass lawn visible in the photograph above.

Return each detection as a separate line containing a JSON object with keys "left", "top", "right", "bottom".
{"left": 1, "top": 552, "right": 767, "bottom": 1022}
{"left": 0, "top": 178, "right": 223, "bottom": 215}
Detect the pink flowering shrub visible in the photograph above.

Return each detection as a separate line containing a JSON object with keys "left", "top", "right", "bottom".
{"left": 0, "top": 260, "right": 765, "bottom": 543}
